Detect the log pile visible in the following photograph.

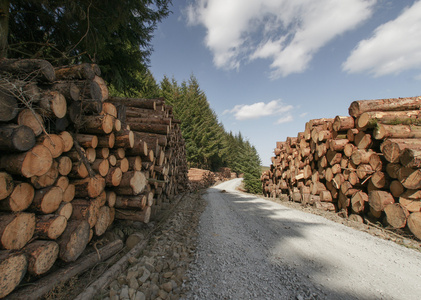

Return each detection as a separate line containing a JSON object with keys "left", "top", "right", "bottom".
{"left": 0, "top": 59, "right": 188, "bottom": 297}
{"left": 188, "top": 168, "right": 216, "bottom": 190}
{"left": 261, "top": 96, "right": 421, "bottom": 240}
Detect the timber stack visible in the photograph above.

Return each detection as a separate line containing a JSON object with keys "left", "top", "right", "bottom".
{"left": 261, "top": 96, "right": 421, "bottom": 241}
{"left": 0, "top": 58, "right": 188, "bottom": 298}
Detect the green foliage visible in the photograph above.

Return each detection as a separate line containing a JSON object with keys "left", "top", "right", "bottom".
{"left": 159, "top": 75, "right": 262, "bottom": 194}
{"left": 7, "top": 0, "right": 171, "bottom": 95}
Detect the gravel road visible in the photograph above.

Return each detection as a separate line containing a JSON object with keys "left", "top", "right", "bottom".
{"left": 183, "top": 178, "right": 421, "bottom": 300}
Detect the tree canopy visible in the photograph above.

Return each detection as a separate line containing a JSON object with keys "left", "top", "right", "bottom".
{"left": 5, "top": 0, "right": 171, "bottom": 94}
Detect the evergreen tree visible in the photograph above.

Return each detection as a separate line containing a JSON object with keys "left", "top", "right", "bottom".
{"left": 6, "top": 0, "right": 171, "bottom": 94}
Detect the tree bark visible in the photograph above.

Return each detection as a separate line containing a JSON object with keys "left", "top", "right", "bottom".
{"left": 368, "top": 190, "right": 395, "bottom": 212}
{"left": 384, "top": 203, "right": 409, "bottom": 229}
{"left": 115, "top": 206, "right": 151, "bottom": 223}
{"left": 57, "top": 219, "right": 90, "bottom": 262}
{"left": 70, "top": 199, "right": 99, "bottom": 228}
{"left": 333, "top": 116, "right": 355, "bottom": 131}
{"left": 34, "top": 214, "right": 67, "bottom": 240}
{"left": 113, "top": 171, "right": 147, "bottom": 195}
{"left": 381, "top": 138, "right": 421, "bottom": 163}
{"left": 94, "top": 205, "right": 111, "bottom": 236}
{"left": 356, "top": 110, "right": 421, "bottom": 128}
{"left": 0, "top": 58, "right": 56, "bottom": 82}
{"left": 23, "top": 240, "right": 59, "bottom": 276}
{"left": 105, "top": 167, "right": 123, "bottom": 187}
{"left": 54, "top": 63, "right": 96, "bottom": 80}
{"left": 348, "top": 97, "right": 421, "bottom": 117}
{"left": 30, "top": 186, "right": 63, "bottom": 214}
{"left": 72, "top": 174, "right": 105, "bottom": 198}
{"left": 0, "top": 172, "right": 14, "bottom": 200}
{"left": 0, "top": 124, "right": 36, "bottom": 152}
{"left": 374, "top": 124, "right": 421, "bottom": 140}
{"left": 0, "top": 88, "right": 19, "bottom": 121}
{"left": 0, "top": 182, "right": 34, "bottom": 212}
{"left": 17, "top": 109, "right": 44, "bottom": 136}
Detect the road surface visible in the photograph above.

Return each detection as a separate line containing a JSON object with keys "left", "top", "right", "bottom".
{"left": 184, "top": 178, "right": 421, "bottom": 300}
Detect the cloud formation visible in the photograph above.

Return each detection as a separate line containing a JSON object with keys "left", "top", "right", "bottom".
{"left": 186, "top": 0, "right": 375, "bottom": 78}
{"left": 343, "top": 1, "right": 421, "bottom": 76}
{"left": 223, "top": 99, "right": 293, "bottom": 124}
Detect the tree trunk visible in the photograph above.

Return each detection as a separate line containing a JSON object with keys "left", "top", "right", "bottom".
{"left": 79, "top": 114, "right": 114, "bottom": 134}
{"left": 115, "top": 206, "right": 151, "bottom": 223}
{"left": 31, "top": 160, "right": 59, "bottom": 188}
{"left": 70, "top": 199, "right": 99, "bottom": 228}
{"left": 351, "top": 149, "right": 374, "bottom": 165}
{"left": 399, "top": 197, "right": 421, "bottom": 213}
{"left": 114, "top": 129, "right": 134, "bottom": 148}
{"left": 0, "top": 212, "right": 35, "bottom": 250}
{"left": 54, "top": 63, "right": 96, "bottom": 80}
{"left": 381, "top": 138, "right": 421, "bottom": 163}
{"left": 348, "top": 97, "right": 421, "bottom": 117}
{"left": 0, "top": 251, "right": 27, "bottom": 298}
{"left": 34, "top": 214, "right": 67, "bottom": 240}
{"left": 37, "top": 91, "right": 67, "bottom": 118}
{"left": 0, "top": 58, "right": 56, "bottom": 82}
{"left": 74, "top": 134, "right": 98, "bottom": 149}
{"left": 56, "top": 156, "right": 72, "bottom": 176}
{"left": 72, "top": 174, "right": 105, "bottom": 198}
{"left": 30, "top": 186, "right": 63, "bottom": 214}
{"left": 0, "top": 144, "right": 53, "bottom": 178}
{"left": 0, "top": 88, "right": 19, "bottom": 122}
{"left": 400, "top": 148, "right": 421, "bottom": 168}
{"left": 368, "top": 190, "right": 395, "bottom": 212}
{"left": 57, "top": 219, "right": 90, "bottom": 262}
{"left": 127, "top": 122, "right": 169, "bottom": 135}
{"left": 401, "top": 169, "right": 421, "bottom": 189}
{"left": 23, "top": 240, "right": 59, "bottom": 276}
{"left": 56, "top": 202, "right": 73, "bottom": 220}
{"left": 333, "top": 116, "right": 354, "bottom": 131}
{"left": 0, "top": 182, "right": 34, "bottom": 212}
{"left": 0, "top": 124, "right": 36, "bottom": 152}
{"left": 113, "top": 171, "right": 147, "bottom": 195}
{"left": 126, "top": 156, "right": 142, "bottom": 171}
{"left": 107, "top": 97, "right": 164, "bottom": 110}
{"left": 374, "top": 124, "right": 421, "bottom": 140}
{"left": 0, "top": 0, "right": 9, "bottom": 58}
{"left": 356, "top": 110, "right": 421, "bottom": 128}
{"left": 115, "top": 195, "right": 147, "bottom": 210}
{"left": 94, "top": 206, "right": 111, "bottom": 236}
{"left": 350, "top": 191, "right": 368, "bottom": 214}
{"left": 17, "top": 108, "right": 44, "bottom": 136}
{"left": 48, "top": 81, "right": 80, "bottom": 101}
{"left": 105, "top": 167, "right": 123, "bottom": 187}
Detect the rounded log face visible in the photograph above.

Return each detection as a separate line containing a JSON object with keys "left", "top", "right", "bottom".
{"left": 22, "top": 145, "right": 54, "bottom": 178}
{"left": 0, "top": 172, "right": 14, "bottom": 200}
{"left": 25, "top": 240, "right": 59, "bottom": 276}
{"left": 407, "top": 212, "right": 421, "bottom": 240}
{"left": 0, "top": 252, "right": 27, "bottom": 298}
{"left": 58, "top": 220, "right": 90, "bottom": 262}
{"left": 2, "top": 182, "right": 35, "bottom": 212}
{"left": 0, "top": 212, "right": 36, "bottom": 250}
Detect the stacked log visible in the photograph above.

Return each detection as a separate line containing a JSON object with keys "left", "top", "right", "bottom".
{"left": 188, "top": 168, "right": 216, "bottom": 190}
{"left": 0, "top": 59, "right": 188, "bottom": 297}
{"left": 261, "top": 96, "right": 421, "bottom": 240}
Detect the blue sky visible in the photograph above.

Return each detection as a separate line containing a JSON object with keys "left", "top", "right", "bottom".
{"left": 150, "top": 0, "right": 421, "bottom": 166}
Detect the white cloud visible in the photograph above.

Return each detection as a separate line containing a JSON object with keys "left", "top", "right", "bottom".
{"left": 343, "top": 1, "right": 421, "bottom": 76}
{"left": 186, "top": 0, "right": 376, "bottom": 77}
{"left": 223, "top": 99, "right": 293, "bottom": 122}
{"left": 276, "top": 114, "right": 294, "bottom": 124}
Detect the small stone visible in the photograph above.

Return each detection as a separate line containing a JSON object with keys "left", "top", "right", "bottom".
{"left": 134, "top": 291, "right": 146, "bottom": 300}
{"left": 117, "top": 275, "right": 127, "bottom": 285}
{"left": 158, "top": 289, "right": 168, "bottom": 299}
{"left": 110, "top": 280, "right": 120, "bottom": 291}
{"left": 139, "top": 268, "right": 151, "bottom": 283}
{"left": 129, "top": 276, "right": 139, "bottom": 290}
{"left": 110, "top": 295, "right": 119, "bottom": 300}
{"left": 128, "top": 256, "right": 138, "bottom": 265}
{"left": 128, "top": 287, "right": 136, "bottom": 299}
{"left": 162, "top": 282, "right": 173, "bottom": 293}
{"left": 120, "top": 285, "right": 129, "bottom": 299}
{"left": 144, "top": 262, "right": 155, "bottom": 272}
{"left": 109, "top": 288, "right": 118, "bottom": 298}
{"left": 163, "top": 272, "right": 173, "bottom": 279}
{"left": 150, "top": 272, "right": 159, "bottom": 284}
{"left": 127, "top": 270, "right": 139, "bottom": 282}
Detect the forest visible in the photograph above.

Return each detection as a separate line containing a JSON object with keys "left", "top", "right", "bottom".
{"left": 1, "top": 0, "right": 262, "bottom": 193}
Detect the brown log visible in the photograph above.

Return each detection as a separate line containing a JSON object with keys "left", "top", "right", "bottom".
{"left": 407, "top": 212, "right": 421, "bottom": 239}
{"left": 107, "top": 97, "right": 163, "bottom": 110}
{"left": 114, "top": 129, "right": 134, "bottom": 148}
{"left": 0, "top": 182, "right": 34, "bottom": 212}
{"left": 93, "top": 76, "right": 109, "bottom": 102}
{"left": 37, "top": 134, "right": 65, "bottom": 158}
{"left": 133, "top": 131, "right": 167, "bottom": 148}
{"left": 38, "top": 91, "right": 67, "bottom": 118}
{"left": 0, "top": 212, "right": 35, "bottom": 250}
{"left": 0, "top": 172, "right": 14, "bottom": 201}
{"left": 314, "top": 201, "right": 335, "bottom": 211}
{"left": 72, "top": 175, "right": 105, "bottom": 198}
{"left": 390, "top": 180, "right": 404, "bottom": 198}
{"left": 351, "top": 149, "right": 374, "bottom": 165}
{"left": 94, "top": 206, "right": 111, "bottom": 236}
{"left": 0, "top": 88, "right": 19, "bottom": 122}
{"left": 333, "top": 116, "right": 355, "bottom": 131}
{"left": 23, "top": 240, "right": 59, "bottom": 276}
{"left": 384, "top": 203, "right": 409, "bottom": 229}
{"left": 354, "top": 131, "right": 372, "bottom": 149}
{"left": 0, "top": 144, "right": 53, "bottom": 178}
{"left": 91, "top": 158, "right": 110, "bottom": 177}
{"left": 93, "top": 190, "right": 107, "bottom": 207}
{"left": 70, "top": 199, "right": 99, "bottom": 228}
{"left": 115, "top": 206, "right": 151, "bottom": 223}
{"left": 30, "top": 186, "right": 63, "bottom": 214}
{"left": 56, "top": 202, "right": 73, "bottom": 220}
{"left": 0, "top": 251, "right": 27, "bottom": 298}
{"left": 356, "top": 164, "right": 373, "bottom": 179}
{"left": 97, "top": 133, "right": 115, "bottom": 148}
{"left": 108, "top": 154, "right": 117, "bottom": 166}
{"left": 369, "top": 190, "right": 395, "bottom": 211}
{"left": 57, "top": 219, "right": 90, "bottom": 262}
{"left": 62, "top": 183, "right": 75, "bottom": 203}
{"left": 105, "top": 167, "right": 123, "bottom": 187}
{"left": 400, "top": 148, "right": 421, "bottom": 168}
{"left": 386, "top": 163, "right": 401, "bottom": 179}
{"left": 348, "top": 97, "right": 421, "bottom": 117}
{"left": 399, "top": 197, "right": 421, "bottom": 212}
{"left": 80, "top": 114, "right": 114, "bottom": 134}
{"left": 54, "top": 63, "right": 96, "bottom": 80}
{"left": 381, "top": 138, "right": 421, "bottom": 163}
{"left": 31, "top": 160, "right": 59, "bottom": 189}
{"left": 111, "top": 148, "right": 125, "bottom": 159}
{"left": 125, "top": 117, "right": 172, "bottom": 126}
{"left": 59, "top": 131, "right": 74, "bottom": 152}
{"left": 106, "top": 191, "right": 117, "bottom": 208}
{"left": 69, "top": 161, "right": 89, "bottom": 179}
{"left": 96, "top": 147, "right": 110, "bottom": 159}
{"left": 116, "top": 158, "right": 129, "bottom": 173}
{"left": 115, "top": 195, "right": 147, "bottom": 210}
{"left": 124, "top": 105, "right": 168, "bottom": 118}
{"left": 74, "top": 134, "right": 98, "bottom": 149}
{"left": 17, "top": 109, "right": 43, "bottom": 136}
{"left": 329, "top": 139, "right": 349, "bottom": 152}
{"left": 113, "top": 171, "right": 147, "bottom": 195}
{"left": 350, "top": 191, "right": 368, "bottom": 213}
{"left": 368, "top": 153, "right": 383, "bottom": 172}
{"left": 346, "top": 128, "right": 359, "bottom": 143}
{"left": 319, "top": 190, "right": 333, "bottom": 202}
{"left": 49, "top": 81, "right": 80, "bottom": 101}
{"left": 56, "top": 156, "right": 72, "bottom": 176}
{"left": 73, "top": 79, "right": 104, "bottom": 102}
{"left": 374, "top": 124, "right": 421, "bottom": 140}
{"left": 356, "top": 110, "right": 421, "bottom": 129}
{"left": 101, "top": 102, "right": 117, "bottom": 118}
{"left": 0, "top": 124, "right": 35, "bottom": 152}
{"left": 343, "top": 143, "right": 357, "bottom": 157}
{"left": 0, "top": 58, "right": 55, "bottom": 82}
{"left": 127, "top": 122, "right": 169, "bottom": 135}
{"left": 370, "top": 171, "right": 389, "bottom": 189}
{"left": 114, "top": 118, "right": 122, "bottom": 132}
{"left": 55, "top": 176, "right": 69, "bottom": 192}
{"left": 326, "top": 150, "right": 342, "bottom": 166}
{"left": 34, "top": 214, "right": 67, "bottom": 240}
{"left": 401, "top": 169, "right": 421, "bottom": 190}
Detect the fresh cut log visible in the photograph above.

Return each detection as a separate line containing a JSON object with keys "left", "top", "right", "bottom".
{"left": 0, "top": 182, "right": 34, "bottom": 212}
{"left": 35, "top": 214, "right": 67, "bottom": 239}
{"left": 348, "top": 97, "right": 421, "bottom": 117}
{"left": 30, "top": 186, "right": 63, "bottom": 214}
{"left": 0, "top": 212, "right": 35, "bottom": 250}
{"left": 407, "top": 212, "right": 421, "bottom": 239}
{"left": 368, "top": 190, "right": 395, "bottom": 212}
{"left": 115, "top": 206, "right": 151, "bottom": 223}
{"left": 0, "top": 124, "right": 36, "bottom": 152}
{"left": 0, "top": 251, "right": 27, "bottom": 298}
{"left": 57, "top": 219, "right": 90, "bottom": 262}
{"left": 384, "top": 203, "right": 409, "bottom": 229}
{"left": 23, "top": 240, "right": 59, "bottom": 276}
{"left": 0, "top": 172, "right": 14, "bottom": 200}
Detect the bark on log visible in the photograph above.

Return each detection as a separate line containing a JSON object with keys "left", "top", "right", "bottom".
{"left": 30, "top": 186, "right": 63, "bottom": 214}
{"left": 374, "top": 124, "right": 421, "bottom": 140}
{"left": 31, "top": 160, "right": 59, "bottom": 188}
{"left": 24, "top": 240, "right": 59, "bottom": 276}
{"left": 37, "top": 91, "right": 67, "bottom": 118}
{"left": 356, "top": 110, "right": 421, "bottom": 129}
{"left": 94, "top": 206, "right": 111, "bottom": 236}
{"left": 0, "top": 212, "right": 35, "bottom": 250}
{"left": 72, "top": 175, "right": 105, "bottom": 198}
{"left": 97, "top": 133, "right": 115, "bottom": 148}
{"left": 0, "top": 182, "right": 34, "bottom": 212}
{"left": 0, "top": 88, "right": 19, "bottom": 122}
{"left": 115, "top": 195, "right": 147, "bottom": 210}
{"left": 350, "top": 191, "right": 368, "bottom": 214}
{"left": 401, "top": 169, "right": 421, "bottom": 190}
{"left": 54, "top": 63, "right": 96, "bottom": 80}
{"left": 57, "top": 156, "right": 72, "bottom": 176}
{"left": 0, "top": 251, "right": 27, "bottom": 298}
{"left": 79, "top": 114, "right": 114, "bottom": 134}
{"left": 399, "top": 197, "right": 421, "bottom": 213}
{"left": 0, "top": 172, "right": 14, "bottom": 201}
{"left": 0, "top": 58, "right": 55, "bottom": 82}
{"left": 37, "top": 134, "right": 65, "bottom": 158}
{"left": 107, "top": 97, "right": 163, "bottom": 110}
{"left": 114, "top": 129, "right": 134, "bottom": 148}
{"left": 381, "top": 138, "right": 421, "bottom": 163}
{"left": 57, "top": 219, "right": 90, "bottom": 262}
{"left": 70, "top": 199, "right": 99, "bottom": 228}
{"left": 105, "top": 167, "right": 123, "bottom": 187}
{"left": 333, "top": 116, "right": 355, "bottom": 131}
{"left": 400, "top": 148, "right": 421, "bottom": 168}
{"left": 348, "top": 97, "right": 421, "bottom": 117}
{"left": 127, "top": 123, "right": 169, "bottom": 135}
{"left": 113, "top": 171, "right": 147, "bottom": 195}
{"left": 115, "top": 206, "right": 151, "bottom": 223}
{"left": 91, "top": 158, "right": 110, "bottom": 177}
{"left": 74, "top": 134, "right": 98, "bottom": 149}
{"left": 0, "top": 124, "right": 36, "bottom": 152}
{"left": 56, "top": 202, "right": 73, "bottom": 220}
{"left": 48, "top": 81, "right": 80, "bottom": 101}
{"left": 34, "top": 214, "right": 67, "bottom": 240}
{"left": 0, "top": 144, "right": 53, "bottom": 178}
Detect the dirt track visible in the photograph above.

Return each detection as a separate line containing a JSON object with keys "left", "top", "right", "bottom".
{"left": 183, "top": 178, "right": 421, "bottom": 300}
